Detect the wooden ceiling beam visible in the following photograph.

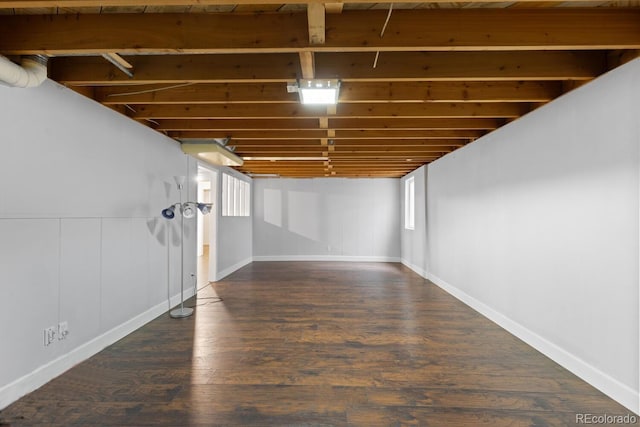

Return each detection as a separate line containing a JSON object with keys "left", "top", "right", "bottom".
{"left": 244, "top": 159, "right": 426, "bottom": 165}
{"left": 298, "top": 52, "right": 315, "bottom": 79}
{"left": 301, "top": 2, "right": 323, "bottom": 78}
{"left": 237, "top": 169, "right": 419, "bottom": 176}
{"left": 324, "top": 3, "right": 343, "bottom": 14}
{"left": 239, "top": 166, "right": 421, "bottom": 171}
{"left": 237, "top": 150, "right": 327, "bottom": 156}
{"left": 222, "top": 140, "right": 464, "bottom": 148}
{"left": 232, "top": 143, "right": 324, "bottom": 148}
{"left": 155, "top": 118, "right": 321, "bottom": 131}
{"left": 0, "top": 13, "right": 307, "bottom": 54}
{"left": 97, "top": 83, "right": 297, "bottom": 104}
{"left": 155, "top": 117, "right": 502, "bottom": 131}
{"left": 323, "top": 9, "right": 640, "bottom": 52}
{"left": 328, "top": 118, "right": 503, "bottom": 130}
{"left": 241, "top": 163, "right": 417, "bottom": 167}
{"left": 235, "top": 145, "right": 324, "bottom": 151}
{"left": 331, "top": 147, "right": 459, "bottom": 153}
{"left": 333, "top": 129, "right": 483, "bottom": 139}
{"left": 168, "top": 129, "right": 483, "bottom": 140}
{"left": 338, "top": 81, "right": 561, "bottom": 103}
{"left": 239, "top": 162, "right": 329, "bottom": 166}
{"left": 328, "top": 153, "right": 445, "bottom": 159}
{"left": 96, "top": 81, "right": 562, "bottom": 104}
{"left": 329, "top": 140, "right": 466, "bottom": 147}
{"left": 2, "top": 10, "right": 638, "bottom": 54}
{"left": 237, "top": 152, "right": 446, "bottom": 158}
{"left": 327, "top": 161, "right": 428, "bottom": 165}
{"left": 171, "top": 130, "right": 329, "bottom": 139}
{"left": 132, "top": 102, "right": 527, "bottom": 119}
{"left": 326, "top": 155, "right": 438, "bottom": 163}
{"left": 50, "top": 51, "right": 605, "bottom": 85}
{"left": 316, "top": 52, "right": 604, "bottom": 82}
{"left": 241, "top": 161, "right": 325, "bottom": 165}
{"left": 51, "top": 54, "right": 301, "bottom": 85}
{"left": 330, "top": 167, "right": 419, "bottom": 171}
{"left": 307, "top": 3, "right": 325, "bottom": 45}
{"left": 0, "top": 0, "right": 615, "bottom": 6}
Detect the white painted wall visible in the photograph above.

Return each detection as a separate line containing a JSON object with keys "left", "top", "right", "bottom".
{"left": 400, "top": 166, "right": 428, "bottom": 277}
{"left": 253, "top": 178, "right": 400, "bottom": 261}
{"left": 0, "top": 81, "right": 198, "bottom": 409}
{"left": 214, "top": 169, "right": 253, "bottom": 280}
{"left": 426, "top": 60, "right": 639, "bottom": 413}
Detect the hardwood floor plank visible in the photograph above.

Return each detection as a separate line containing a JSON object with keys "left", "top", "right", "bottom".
{"left": 0, "top": 261, "right": 631, "bottom": 426}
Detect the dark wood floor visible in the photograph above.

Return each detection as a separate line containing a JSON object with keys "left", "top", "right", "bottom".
{"left": 0, "top": 262, "right": 632, "bottom": 426}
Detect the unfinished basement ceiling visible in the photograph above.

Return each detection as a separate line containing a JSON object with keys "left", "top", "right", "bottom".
{"left": 1, "top": 1, "right": 639, "bottom": 178}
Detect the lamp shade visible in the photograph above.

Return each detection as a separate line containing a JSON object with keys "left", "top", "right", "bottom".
{"left": 197, "top": 203, "right": 213, "bottom": 215}
{"left": 162, "top": 202, "right": 212, "bottom": 219}
{"left": 161, "top": 205, "right": 176, "bottom": 219}
{"left": 181, "top": 202, "right": 197, "bottom": 219}
{"left": 174, "top": 175, "right": 186, "bottom": 188}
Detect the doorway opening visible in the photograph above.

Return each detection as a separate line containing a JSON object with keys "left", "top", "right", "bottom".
{"left": 196, "top": 166, "right": 217, "bottom": 287}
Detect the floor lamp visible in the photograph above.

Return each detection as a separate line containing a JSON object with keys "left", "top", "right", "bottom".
{"left": 161, "top": 176, "right": 213, "bottom": 319}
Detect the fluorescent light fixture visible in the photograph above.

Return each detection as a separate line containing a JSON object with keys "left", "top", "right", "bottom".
{"left": 180, "top": 141, "right": 244, "bottom": 167}
{"left": 243, "top": 156, "right": 329, "bottom": 161}
{"left": 248, "top": 173, "right": 280, "bottom": 178}
{"left": 297, "top": 79, "right": 340, "bottom": 105}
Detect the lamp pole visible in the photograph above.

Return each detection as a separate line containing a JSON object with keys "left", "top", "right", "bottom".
{"left": 170, "top": 176, "right": 194, "bottom": 319}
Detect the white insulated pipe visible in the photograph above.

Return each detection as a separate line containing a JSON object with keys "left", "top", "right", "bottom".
{"left": 0, "top": 55, "right": 48, "bottom": 88}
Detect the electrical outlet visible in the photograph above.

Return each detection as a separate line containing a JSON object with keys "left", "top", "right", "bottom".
{"left": 58, "top": 321, "right": 69, "bottom": 340}
{"left": 44, "top": 326, "right": 56, "bottom": 346}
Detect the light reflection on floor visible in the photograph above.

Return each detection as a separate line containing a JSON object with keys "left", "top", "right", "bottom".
{"left": 192, "top": 244, "right": 236, "bottom": 393}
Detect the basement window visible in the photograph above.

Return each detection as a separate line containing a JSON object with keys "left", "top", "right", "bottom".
{"left": 222, "top": 173, "right": 251, "bottom": 217}
{"left": 404, "top": 176, "right": 415, "bottom": 230}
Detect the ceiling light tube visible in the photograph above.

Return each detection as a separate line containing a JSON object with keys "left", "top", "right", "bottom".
{"left": 243, "top": 156, "right": 329, "bottom": 161}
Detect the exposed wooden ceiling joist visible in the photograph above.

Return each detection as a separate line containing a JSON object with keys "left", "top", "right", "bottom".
{"left": 132, "top": 102, "right": 528, "bottom": 119}
{"left": 236, "top": 147, "right": 456, "bottom": 155}
{"left": 298, "top": 51, "right": 315, "bottom": 79}
{"left": 167, "top": 129, "right": 486, "bottom": 140}
{"left": 153, "top": 118, "right": 504, "bottom": 131}
{"left": 0, "top": 0, "right": 620, "bottom": 7}
{"left": 307, "top": 3, "right": 325, "bottom": 45}
{"left": 226, "top": 140, "right": 466, "bottom": 147}
{"left": 49, "top": 51, "right": 606, "bottom": 85}
{"left": 96, "top": 81, "right": 562, "bottom": 104}
{"left": 1, "top": 10, "right": 639, "bottom": 55}
{"left": 0, "top": 2, "right": 635, "bottom": 178}
{"left": 324, "top": 2, "right": 343, "bottom": 13}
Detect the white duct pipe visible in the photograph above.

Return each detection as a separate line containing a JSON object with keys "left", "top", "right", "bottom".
{"left": 0, "top": 55, "right": 48, "bottom": 88}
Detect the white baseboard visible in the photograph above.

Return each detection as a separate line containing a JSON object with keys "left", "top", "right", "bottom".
{"left": 400, "top": 258, "right": 428, "bottom": 278}
{"left": 0, "top": 287, "right": 194, "bottom": 411}
{"left": 213, "top": 256, "right": 253, "bottom": 281}
{"left": 253, "top": 255, "right": 401, "bottom": 262}
{"left": 427, "top": 272, "right": 639, "bottom": 415}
